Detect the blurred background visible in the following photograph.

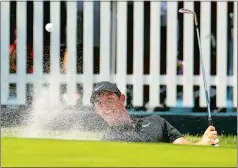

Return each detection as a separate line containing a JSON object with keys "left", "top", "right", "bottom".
{"left": 1, "top": 1, "right": 237, "bottom": 135}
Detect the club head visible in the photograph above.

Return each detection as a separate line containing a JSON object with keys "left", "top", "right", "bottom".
{"left": 179, "top": 8, "right": 195, "bottom": 14}
{"left": 179, "top": 8, "right": 198, "bottom": 26}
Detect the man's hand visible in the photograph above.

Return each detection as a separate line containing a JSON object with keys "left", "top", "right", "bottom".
{"left": 197, "top": 126, "right": 219, "bottom": 145}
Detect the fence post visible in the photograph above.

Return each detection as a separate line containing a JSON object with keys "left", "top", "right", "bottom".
{"left": 217, "top": 2, "right": 227, "bottom": 108}
{"left": 166, "top": 2, "right": 178, "bottom": 107}
{"left": 233, "top": 3, "right": 237, "bottom": 108}
{"left": 116, "top": 2, "right": 127, "bottom": 103}
{"left": 1, "top": 2, "right": 10, "bottom": 105}
{"left": 66, "top": 1, "right": 77, "bottom": 105}
{"left": 110, "top": 1, "right": 117, "bottom": 75}
{"left": 200, "top": 2, "right": 211, "bottom": 108}
{"left": 83, "top": 1, "right": 94, "bottom": 105}
{"left": 16, "top": 1, "right": 27, "bottom": 105}
{"left": 149, "top": 1, "right": 161, "bottom": 108}
{"left": 133, "top": 2, "right": 144, "bottom": 107}
{"left": 100, "top": 1, "right": 111, "bottom": 81}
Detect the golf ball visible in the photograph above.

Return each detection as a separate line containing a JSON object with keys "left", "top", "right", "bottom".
{"left": 214, "top": 138, "right": 219, "bottom": 147}
{"left": 45, "top": 23, "right": 54, "bottom": 32}
{"left": 214, "top": 138, "right": 219, "bottom": 144}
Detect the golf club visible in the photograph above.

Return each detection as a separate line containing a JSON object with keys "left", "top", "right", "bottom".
{"left": 179, "top": 8, "right": 219, "bottom": 146}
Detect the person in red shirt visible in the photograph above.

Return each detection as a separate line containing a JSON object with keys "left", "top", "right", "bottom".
{"left": 9, "top": 28, "right": 34, "bottom": 74}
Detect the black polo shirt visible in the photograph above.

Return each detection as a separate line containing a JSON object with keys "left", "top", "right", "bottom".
{"left": 101, "top": 116, "right": 184, "bottom": 143}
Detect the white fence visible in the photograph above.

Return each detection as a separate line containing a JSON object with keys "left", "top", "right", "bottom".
{"left": 1, "top": 1, "right": 237, "bottom": 109}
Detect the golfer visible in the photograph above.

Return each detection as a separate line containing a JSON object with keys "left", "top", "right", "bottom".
{"left": 90, "top": 81, "right": 219, "bottom": 145}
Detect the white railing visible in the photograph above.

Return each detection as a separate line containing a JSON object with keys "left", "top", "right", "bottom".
{"left": 1, "top": 1, "right": 237, "bottom": 109}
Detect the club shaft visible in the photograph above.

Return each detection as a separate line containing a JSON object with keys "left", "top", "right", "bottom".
{"left": 195, "top": 26, "right": 212, "bottom": 120}
{"left": 190, "top": 11, "right": 216, "bottom": 145}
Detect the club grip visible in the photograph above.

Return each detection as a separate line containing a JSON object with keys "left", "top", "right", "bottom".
{"left": 208, "top": 118, "right": 219, "bottom": 146}
{"left": 208, "top": 117, "right": 213, "bottom": 126}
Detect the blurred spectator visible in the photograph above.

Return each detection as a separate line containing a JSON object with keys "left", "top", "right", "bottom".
{"left": 9, "top": 28, "right": 34, "bottom": 74}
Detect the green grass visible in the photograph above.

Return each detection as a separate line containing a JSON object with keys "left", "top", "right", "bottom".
{"left": 2, "top": 134, "right": 236, "bottom": 167}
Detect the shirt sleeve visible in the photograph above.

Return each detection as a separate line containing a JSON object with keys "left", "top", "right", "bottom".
{"left": 162, "top": 118, "right": 184, "bottom": 143}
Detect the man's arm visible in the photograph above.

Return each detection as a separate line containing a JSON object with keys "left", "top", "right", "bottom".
{"left": 172, "top": 126, "right": 218, "bottom": 145}
{"left": 172, "top": 137, "right": 198, "bottom": 145}
{"left": 161, "top": 117, "right": 218, "bottom": 145}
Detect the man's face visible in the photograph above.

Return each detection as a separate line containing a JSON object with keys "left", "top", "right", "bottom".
{"left": 94, "top": 91, "right": 125, "bottom": 121}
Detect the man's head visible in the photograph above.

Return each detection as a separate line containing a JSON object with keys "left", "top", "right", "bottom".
{"left": 90, "top": 81, "right": 129, "bottom": 125}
